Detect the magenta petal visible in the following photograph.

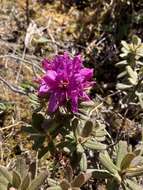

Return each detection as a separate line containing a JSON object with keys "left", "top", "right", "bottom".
{"left": 38, "top": 84, "right": 49, "bottom": 96}
{"left": 80, "top": 68, "right": 94, "bottom": 79}
{"left": 48, "top": 94, "right": 59, "bottom": 112}
{"left": 43, "top": 70, "right": 57, "bottom": 87}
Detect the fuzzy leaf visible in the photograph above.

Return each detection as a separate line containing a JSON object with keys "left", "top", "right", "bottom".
{"left": 76, "top": 144, "right": 84, "bottom": 154}
{"left": 116, "top": 60, "right": 128, "bottom": 66}
{"left": 117, "top": 71, "right": 127, "bottom": 79}
{"left": 73, "top": 119, "right": 81, "bottom": 140}
{"left": 27, "top": 171, "right": 48, "bottom": 190}
{"left": 80, "top": 101, "right": 95, "bottom": 107}
{"left": 0, "top": 184, "right": 7, "bottom": 190}
{"left": 0, "top": 176, "right": 9, "bottom": 186}
{"left": 35, "top": 37, "right": 49, "bottom": 44}
{"left": 94, "top": 129, "right": 106, "bottom": 138}
{"left": 80, "top": 153, "right": 87, "bottom": 172}
{"left": 15, "top": 157, "right": 28, "bottom": 179}
{"left": 12, "top": 170, "right": 21, "bottom": 188}
{"left": 126, "top": 66, "right": 138, "bottom": 85}
{"left": 126, "top": 179, "right": 143, "bottom": 190}
{"left": 47, "top": 178, "right": 58, "bottom": 187}
{"left": 116, "top": 83, "right": 132, "bottom": 90}
{"left": 84, "top": 140, "right": 106, "bottom": 150}
{"left": 99, "top": 152, "right": 120, "bottom": 174}
{"left": 136, "top": 92, "right": 143, "bottom": 109}
{"left": 76, "top": 112, "right": 90, "bottom": 121}
{"left": 95, "top": 136, "right": 106, "bottom": 142}
{"left": 116, "top": 141, "right": 128, "bottom": 168}
{"left": 21, "top": 173, "right": 31, "bottom": 190}
{"left": 46, "top": 186, "right": 62, "bottom": 190}
{"left": 0, "top": 166, "right": 12, "bottom": 184}
{"left": 126, "top": 166, "right": 143, "bottom": 177}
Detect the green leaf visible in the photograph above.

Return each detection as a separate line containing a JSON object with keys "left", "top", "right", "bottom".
{"left": 80, "top": 153, "right": 87, "bottom": 172}
{"left": 99, "top": 152, "right": 120, "bottom": 175}
{"left": 95, "top": 136, "right": 106, "bottom": 142}
{"left": 21, "top": 173, "right": 31, "bottom": 190}
{"left": 117, "top": 71, "right": 127, "bottom": 79}
{"left": 126, "top": 179, "right": 143, "bottom": 190}
{"left": 47, "top": 178, "right": 58, "bottom": 187}
{"left": 116, "top": 83, "right": 132, "bottom": 90}
{"left": 116, "top": 60, "right": 128, "bottom": 66}
{"left": 0, "top": 166, "right": 12, "bottom": 184}
{"left": 0, "top": 176, "right": 9, "bottom": 186}
{"left": 72, "top": 118, "right": 80, "bottom": 140}
{"left": 80, "top": 101, "right": 95, "bottom": 107}
{"left": 126, "top": 66, "right": 138, "bottom": 85}
{"left": 126, "top": 166, "right": 143, "bottom": 177}
{"left": 136, "top": 92, "right": 143, "bottom": 109}
{"left": 76, "top": 144, "right": 84, "bottom": 154}
{"left": 0, "top": 103, "right": 6, "bottom": 111}
{"left": 0, "top": 184, "right": 7, "bottom": 190}
{"left": 116, "top": 141, "right": 128, "bottom": 168}
{"left": 35, "top": 37, "right": 49, "bottom": 44}
{"left": 84, "top": 140, "right": 106, "bottom": 150}
{"left": 63, "top": 147, "right": 71, "bottom": 154}
{"left": 27, "top": 171, "right": 48, "bottom": 190}
{"left": 75, "top": 111, "right": 90, "bottom": 121}
{"left": 92, "top": 123, "right": 106, "bottom": 139}
{"left": 12, "top": 170, "right": 21, "bottom": 188}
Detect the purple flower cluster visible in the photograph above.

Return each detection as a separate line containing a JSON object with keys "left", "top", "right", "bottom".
{"left": 38, "top": 53, "right": 94, "bottom": 113}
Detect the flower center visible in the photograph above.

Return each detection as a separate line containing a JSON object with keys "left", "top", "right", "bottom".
{"left": 59, "top": 79, "right": 69, "bottom": 89}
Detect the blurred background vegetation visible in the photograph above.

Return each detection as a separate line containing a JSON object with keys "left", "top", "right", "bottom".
{"left": 0, "top": 0, "right": 143, "bottom": 189}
